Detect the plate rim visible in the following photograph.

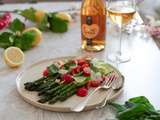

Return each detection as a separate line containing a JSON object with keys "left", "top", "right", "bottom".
{"left": 16, "top": 56, "right": 124, "bottom": 112}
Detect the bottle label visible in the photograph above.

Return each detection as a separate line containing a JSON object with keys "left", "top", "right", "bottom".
{"left": 82, "top": 16, "right": 99, "bottom": 39}
{"left": 82, "top": 24, "right": 99, "bottom": 39}
{"left": 82, "top": 16, "right": 100, "bottom": 45}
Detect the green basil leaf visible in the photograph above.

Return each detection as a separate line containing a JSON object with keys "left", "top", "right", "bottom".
{"left": 9, "top": 18, "right": 25, "bottom": 32}
{"left": 14, "top": 31, "right": 35, "bottom": 51}
{"left": 47, "top": 64, "right": 59, "bottom": 76}
{"left": 20, "top": 7, "right": 36, "bottom": 22}
{"left": 0, "top": 32, "right": 14, "bottom": 48}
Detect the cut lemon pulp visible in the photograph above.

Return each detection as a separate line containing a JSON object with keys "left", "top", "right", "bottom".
{"left": 23, "top": 27, "right": 42, "bottom": 47}
{"left": 4, "top": 47, "right": 24, "bottom": 68}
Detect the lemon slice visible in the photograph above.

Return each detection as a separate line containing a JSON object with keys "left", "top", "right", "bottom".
{"left": 55, "top": 12, "right": 72, "bottom": 22}
{"left": 23, "top": 27, "right": 42, "bottom": 47}
{"left": 35, "top": 10, "right": 46, "bottom": 23}
{"left": 4, "top": 47, "right": 24, "bottom": 68}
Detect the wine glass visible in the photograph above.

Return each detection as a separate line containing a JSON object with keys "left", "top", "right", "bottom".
{"left": 107, "top": 0, "right": 136, "bottom": 63}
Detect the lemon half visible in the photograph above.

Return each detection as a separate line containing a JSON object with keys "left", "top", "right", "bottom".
{"left": 23, "top": 27, "right": 42, "bottom": 47}
{"left": 4, "top": 47, "right": 25, "bottom": 68}
{"left": 55, "top": 12, "right": 72, "bottom": 22}
{"left": 35, "top": 10, "right": 46, "bottom": 23}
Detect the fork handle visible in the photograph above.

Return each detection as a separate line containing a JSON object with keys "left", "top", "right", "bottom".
{"left": 70, "top": 86, "right": 102, "bottom": 112}
{"left": 96, "top": 89, "right": 113, "bottom": 109}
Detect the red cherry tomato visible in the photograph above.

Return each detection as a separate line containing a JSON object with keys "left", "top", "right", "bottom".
{"left": 43, "top": 68, "right": 49, "bottom": 77}
{"left": 71, "top": 66, "right": 82, "bottom": 75}
{"left": 63, "top": 74, "right": 73, "bottom": 84}
{"left": 0, "top": 12, "right": 11, "bottom": 30}
{"left": 83, "top": 67, "right": 91, "bottom": 76}
{"left": 76, "top": 66, "right": 82, "bottom": 73}
{"left": 71, "top": 68, "right": 77, "bottom": 75}
{"left": 81, "top": 63, "right": 90, "bottom": 69}
{"left": 78, "top": 59, "right": 87, "bottom": 66}
{"left": 85, "top": 81, "right": 91, "bottom": 89}
{"left": 0, "top": 21, "right": 5, "bottom": 29}
{"left": 90, "top": 79, "right": 102, "bottom": 87}
{"left": 76, "top": 87, "right": 88, "bottom": 97}
{"left": 3, "top": 20, "right": 10, "bottom": 27}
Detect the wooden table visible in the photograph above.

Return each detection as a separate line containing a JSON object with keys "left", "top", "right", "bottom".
{"left": 0, "top": 2, "right": 159, "bottom": 120}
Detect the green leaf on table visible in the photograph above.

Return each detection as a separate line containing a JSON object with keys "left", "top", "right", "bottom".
{"left": 20, "top": 7, "right": 36, "bottom": 22}
{"left": 48, "top": 13, "right": 68, "bottom": 33}
{"left": 110, "top": 96, "right": 160, "bottom": 120}
{"left": 128, "top": 96, "right": 155, "bottom": 110}
{"left": 14, "top": 31, "right": 35, "bottom": 51}
{"left": 109, "top": 103, "right": 127, "bottom": 113}
{"left": 117, "top": 104, "right": 148, "bottom": 120}
{"left": 9, "top": 18, "right": 25, "bottom": 32}
{"left": 0, "top": 32, "right": 14, "bottom": 49}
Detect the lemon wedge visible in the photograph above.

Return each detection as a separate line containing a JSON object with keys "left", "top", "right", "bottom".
{"left": 55, "top": 12, "right": 72, "bottom": 22}
{"left": 35, "top": 10, "right": 46, "bottom": 23}
{"left": 23, "top": 27, "right": 42, "bottom": 47}
{"left": 4, "top": 47, "right": 25, "bottom": 68}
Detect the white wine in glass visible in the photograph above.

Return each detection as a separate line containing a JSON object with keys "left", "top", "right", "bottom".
{"left": 107, "top": 0, "right": 136, "bottom": 63}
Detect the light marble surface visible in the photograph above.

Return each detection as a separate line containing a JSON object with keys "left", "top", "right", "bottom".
{"left": 0, "top": 2, "right": 160, "bottom": 120}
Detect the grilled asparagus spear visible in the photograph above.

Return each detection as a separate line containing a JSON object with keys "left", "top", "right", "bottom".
{"left": 38, "top": 82, "right": 59, "bottom": 96}
{"left": 24, "top": 77, "right": 47, "bottom": 91}
{"left": 24, "top": 73, "right": 60, "bottom": 91}
{"left": 38, "top": 83, "right": 73, "bottom": 103}
{"left": 48, "top": 80, "right": 87, "bottom": 104}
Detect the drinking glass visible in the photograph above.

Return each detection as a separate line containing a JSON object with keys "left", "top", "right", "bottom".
{"left": 107, "top": 0, "right": 136, "bottom": 63}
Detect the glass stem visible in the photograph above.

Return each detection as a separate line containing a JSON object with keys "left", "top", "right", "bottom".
{"left": 119, "top": 24, "right": 124, "bottom": 56}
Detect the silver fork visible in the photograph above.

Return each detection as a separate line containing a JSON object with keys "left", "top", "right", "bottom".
{"left": 70, "top": 72, "right": 116, "bottom": 112}
{"left": 96, "top": 75, "right": 124, "bottom": 109}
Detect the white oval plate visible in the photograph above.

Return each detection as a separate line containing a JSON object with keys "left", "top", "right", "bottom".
{"left": 16, "top": 56, "right": 124, "bottom": 112}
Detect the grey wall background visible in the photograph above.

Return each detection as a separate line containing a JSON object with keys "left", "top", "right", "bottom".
{"left": 0, "top": 0, "right": 160, "bottom": 19}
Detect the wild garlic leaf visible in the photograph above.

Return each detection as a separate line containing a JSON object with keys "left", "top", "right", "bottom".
{"left": 128, "top": 96, "right": 155, "bottom": 110}
{"left": 109, "top": 103, "right": 127, "bottom": 113}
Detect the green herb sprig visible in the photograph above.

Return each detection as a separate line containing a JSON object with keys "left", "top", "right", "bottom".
{"left": 20, "top": 7, "right": 70, "bottom": 33}
{"left": 0, "top": 18, "right": 35, "bottom": 51}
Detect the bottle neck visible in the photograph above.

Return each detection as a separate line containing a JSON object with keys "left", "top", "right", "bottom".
{"left": 81, "top": 0, "right": 106, "bottom": 15}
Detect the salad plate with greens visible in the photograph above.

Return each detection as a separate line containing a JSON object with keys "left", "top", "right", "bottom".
{"left": 16, "top": 56, "right": 124, "bottom": 112}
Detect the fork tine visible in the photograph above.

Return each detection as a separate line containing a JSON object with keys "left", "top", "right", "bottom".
{"left": 106, "top": 71, "right": 119, "bottom": 87}
{"left": 104, "top": 73, "right": 115, "bottom": 86}
{"left": 96, "top": 74, "right": 119, "bottom": 109}
{"left": 112, "top": 75, "right": 120, "bottom": 89}
{"left": 107, "top": 75, "right": 115, "bottom": 87}
{"left": 104, "top": 74, "right": 112, "bottom": 85}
